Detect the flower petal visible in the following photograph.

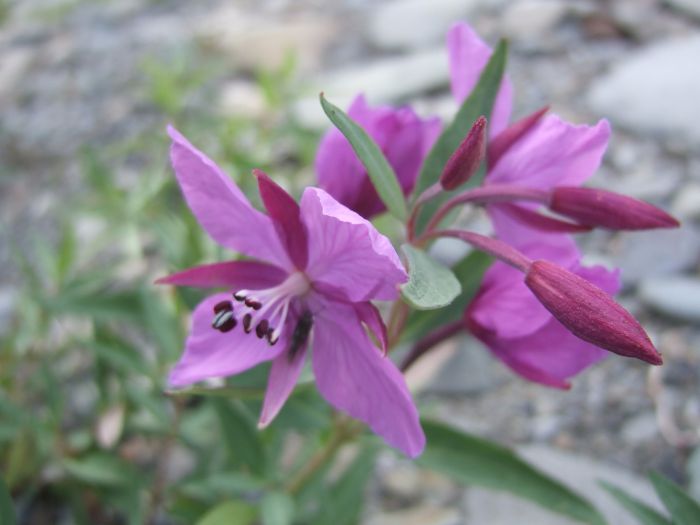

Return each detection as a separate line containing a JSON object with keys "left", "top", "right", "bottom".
{"left": 258, "top": 341, "right": 308, "bottom": 428}
{"left": 447, "top": 22, "right": 513, "bottom": 136}
{"left": 156, "top": 260, "right": 287, "bottom": 289}
{"left": 312, "top": 301, "right": 424, "bottom": 457}
{"left": 168, "top": 292, "right": 286, "bottom": 387}
{"left": 487, "top": 115, "right": 611, "bottom": 189}
{"left": 254, "top": 169, "right": 309, "bottom": 270}
{"left": 301, "top": 187, "right": 407, "bottom": 302}
{"left": 167, "top": 126, "right": 291, "bottom": 268}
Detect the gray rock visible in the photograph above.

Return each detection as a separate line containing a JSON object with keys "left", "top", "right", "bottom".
{"left": 464, "top": 445, "right": 666, "bottom": 525}
{"left": 609, "top": 227, "right": 700, "bottom": 285}
{"left": 294, "top": 48, "right": 448, "bottom": 129}
{"left": 365, "top": 0, "right": 479, "bottom": 51}
{"left": 588, "top": 34, "right": 700, "bottom": 147}
{"left": 672, "top": 183, "right": 700, "bottom": 221}
{"left": 501, "top": 0, "right": 569, "bottom": 42}
{"left": 426, "top": 337, "right": 501, "bottom": 395}
{"left": 639, "top": 276, "right": 700, "bottom": 322}
{"left": 665, "top": 0, "right": 700, "bottom": 20}
{"left": 366, "top": 504, "right": 461, "bottom": 525}
{"left": 620, "top": 413, "right": 659, "bottom": 444}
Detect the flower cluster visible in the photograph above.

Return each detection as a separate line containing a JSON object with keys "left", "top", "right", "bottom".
{"left": 158, "top": 22, "right": 678, "bottom": 457}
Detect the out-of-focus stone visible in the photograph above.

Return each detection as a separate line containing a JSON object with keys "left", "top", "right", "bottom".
{"left": 588, "top": 35, "right": 700, "bottom": 148}
{"left": 620, "top": 413, "right": 659, "bottom": 444}
{"left": 218, "top": 81, "right": 268, "bottom": 119}
{"left": 365, "top": 0, "right": 479, "bottom": 51}
{"left": 639, "top": 276, "right": 700, "bottom": 322}
{"left": 295, "top": 48, "right": 448, "bottom": 129}
{"left": 665, "top": 0, "right": 700, "bottom": 20}
{"left": 366, "top": 504, "right": 461, "bottom": 525}
{"left": 501, "top": 0, "right": 569, "bottom": 42}
{"left": 608, "top": 227, "right": 700, "bottom": 285}
{"left": 195, "top": 6, "right": 337, "bottom": 72}
{"left": 672, "top": 183, "right": 700, "bottom": 221}
{"left": 426, "top": 338, "right": 500, "bottom": 395}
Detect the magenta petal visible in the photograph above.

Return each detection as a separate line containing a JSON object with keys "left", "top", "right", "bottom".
{"left": 312, "top": 301, "right": 424, "bottom": 457}
{"left": 354, "top": 302, "right": 388, "bottom": 354}
{"left": 258, "top": 342, "right": 308, "bottom": 428}
{"left": 156, "top": 260, "right": 287, "bottom": 289}
{"left": 254, "top": 169, "right": 309, "bottom": 270}
{"left": 487, "top": 115, "right": 611, "bottom": 189}
{"left": 301, "top": 188, "right": 407, "bottom": 302}
{"left": 167, "top": 126, "right": 291, "bottom": 269}
{"left": 447, "top": 22, "right": 513, "bottom": 136}
{"left": 168, "top": 293, "right": 286, "bottom": 387}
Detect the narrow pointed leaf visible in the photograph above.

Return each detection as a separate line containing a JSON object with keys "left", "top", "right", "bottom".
{"left": 649, "top": 472, "right": 700, "bottom": 525}
{"left": 212, "top": 399, "right": 266, "bottom": 476}
{"left": 414, "top": 40, "right": 508, "bottom": 232}
{"left": 320, "top": 94, "right": 407, "bottom": 220}
{"left": 599, "top": 481, "right": 671, "bottom": 525}
{"left": 0, "top": 477, "right": 16, "bottom": 525}
{"left": 419, "top": 419, "right": 607, "bottom": 525}
{"left": 401, "top": 244, "right": 461, "bottom": 310}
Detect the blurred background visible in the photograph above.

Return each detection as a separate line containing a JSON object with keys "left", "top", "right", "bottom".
{"left": 1, "top": 0, "right": 699, "bottom": 523}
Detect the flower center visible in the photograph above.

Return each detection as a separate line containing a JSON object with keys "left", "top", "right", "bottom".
{"left": 211, "top": 272, "right": 311, "bottom": 346}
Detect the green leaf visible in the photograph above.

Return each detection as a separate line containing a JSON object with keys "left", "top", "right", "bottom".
{"left": 311, "top": 446, "right": 377, "bottom": 525}
{"left": 413, "top": 40, "right": 508, "bottom": 232}
{"left": 599, "top": 481, "right": 671, "bottom": 525}
{"left": 261, "top": 491, "right": 295, "bottom": 525}
{"left": 400, "top": 244, "right": 461, "bottom": 310}
{"left": 212, "top": 399, "right": 266, "bottom": 476}
{"left": 320, "top": 94, "right": 407, "bottom": 220}
{"left": 196, "top": 501, "right": 257, "bottom": 525}
{"left": 62, "top": 453, "right": 140, "bottom": 488}
{"left": 0, "top": 476, "right": 16, "bottom": 525}
{"left": 401, "top": 250, "right": 491, "bottom": 343}
{"left": 649, "top": 471, "right": 700, "bottom": 525}
{"left": 419, "top": 420, "right": 606, "bottom": 525}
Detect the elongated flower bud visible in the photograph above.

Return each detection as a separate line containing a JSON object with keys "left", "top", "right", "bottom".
{"left": 488, "top": 106, "right": 548, "bottom": 169}
{"left": 440, "top": 116, "right": 487, "bottom": 191}
{"left": 525, "top": 260, "right": 662, "bottom": 365}
{"left": 549, "top": 187, "right": 680, "bottom": 230}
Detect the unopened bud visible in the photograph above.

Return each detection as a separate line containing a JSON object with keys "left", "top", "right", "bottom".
{"left": 550, "top": 187, "right": 680, "bottom": 231}
{"left": 525, "top": 260, "right": 662, "bottom": 365}
{"left": 440, "top": 116, "right": 487, "bottom": 191}
{"left": 488, "top": 106, "right": 548, "bottom": 169}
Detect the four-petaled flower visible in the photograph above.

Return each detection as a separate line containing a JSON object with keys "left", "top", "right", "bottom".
{"left": 159, "top": 126, "right": 425, "bottom": 457}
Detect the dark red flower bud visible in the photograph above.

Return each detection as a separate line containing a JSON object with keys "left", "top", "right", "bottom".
{"left": 549, "top": 187, "right": 680, "bottom": 230}
{"left": 525, "top": 260, "right": 662, "bottom": 365}
{"left": 488, "top": 106, "right": 548, "bottom": 169}
{"left": 440, "top": 116, "right": 487, "bottom": 191}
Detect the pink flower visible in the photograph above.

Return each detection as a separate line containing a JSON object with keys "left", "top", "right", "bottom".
{"left": 315, "top": 94, "right": 440, "bottom": 218}
{"left": 159, "top": 126, "right": 424, "bottom": 457}
{"left": 466, "top": 237, "right": 621, "bottom": 388}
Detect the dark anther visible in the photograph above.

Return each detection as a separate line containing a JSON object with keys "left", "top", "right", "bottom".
{"left": 213, "top": 300, "right": 233, "bottom": 314}
{"left": 212, "top": 310, "right": 236, "bottom": 332}
{"left": 266, "top": 327, "right": 277, "bottom": 345}
{"left": 233, "top": 291, "right": 246, "bottom": 302}
{"left": 245, "top": 298, "right": 262, "bottom": 310}
{"left": 243, "top": 313, "right": 252, "bottom": 333}
{"left": 255, "top": 319, "right": 269, "bottom": 339}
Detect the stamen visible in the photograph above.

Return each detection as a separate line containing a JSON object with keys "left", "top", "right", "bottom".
{"left": 245, "top": 298, "right": 262, "bottom": 310}
{"left": 266, "top": 327, "right": 277, "bottom": 345}
{"left": 214, "top": 300, "right": 232, "bottom": 313}
{"left": 233, "top": 291, "right": 248, "bottom": 302}
{"left": 212, "top": 310, "right": 236, "bottom": 332}
{"left": 242, "top": 313, "right": 253, "bottom": 333}
{"left": 255, "top": 320, "right": 269, "bottom": 339}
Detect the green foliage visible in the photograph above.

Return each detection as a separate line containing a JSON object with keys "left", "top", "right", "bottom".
{"left": 0, "top": 476, "right": 16, "bottom": 525}
{"left": 649, "top": 472, "right": 700, "bottom": 525}
{"left": 413, "top": 40, "right": 508, "bottom": 232}
{"left": 400, "top": 244, "right": 461, "bottom": 310}
{"left": 320, "top": 93, "right": 408, "bottom": 220}
{"left": 196, "top": 501, "right": 257, "bottom": 525}
{"left": 600, "top": 481, "right": 671, "bottom": 525}
{"left": 419, "top": 419, "right": 607, "bottom": 525}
